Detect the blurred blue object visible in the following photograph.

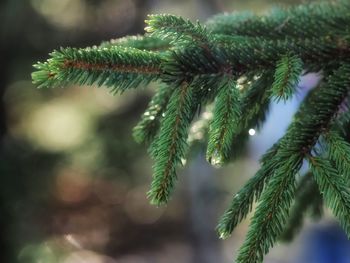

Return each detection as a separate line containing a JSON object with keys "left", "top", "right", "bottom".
{"left": 299, "top": 223, "right": 350, "bottom": 263}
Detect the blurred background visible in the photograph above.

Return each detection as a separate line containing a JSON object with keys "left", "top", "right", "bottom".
{"left": 1, "top": 0, "right": 350, "bottom": 262}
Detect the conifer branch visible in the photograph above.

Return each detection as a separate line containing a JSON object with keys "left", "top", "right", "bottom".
{"left": 271, "top": 55, "right": 302, "bottom": 102}
{"left": 217, "top": 62, "right": 350, "bottom": 247}
{"left": 161, "top": 35, "right": 349, "bottom": 87}
{"left": 309, "top": 156, "right": 350, "bottom": 238}
{"left": 219, "top": 72, "right": 274, "bottom": 161}
{"left": 324, "top": 130, "right": 350, "bottom": 181}
{"left": 216, "top": 71, "right": 294, "bottom": 239}
{"left": 236, "top": 62, "right": 350, "bottom": 262}
{"left": 280, "top": 172, "right": 321, "bottom": 242}
{"left": 32, "top": 46, "right": 162, "bottom": 93}
{"left": 236, "top": 72, "right": 273, "bottom": 133}
{"left": 31, "top": 2, "right": 350, "bottom": 262}
{"left": 278, "top": 63, "right": 350, "bottom": 153}
{"left": 99, "top": 35, "right": 171, "bottom": 51}
{"left": 145, "top": 14, "right": 209, "bottom": 45}
{"left": 217, "top": 144, "right": 279, "bottom": 239}
{"left": 206, "top": 78, "right": 240, "bottom": 166}
{"left": 148, "top": 82, "right": 195, "bottom": 205}
{"left": 207, "top": 1, "right": 350, "bottom": 38}
{"left": 133, "top": 85, "right": 174, "bottom": 144}
{"left": 236, "top": 153, "right": 302, "bottom": 263}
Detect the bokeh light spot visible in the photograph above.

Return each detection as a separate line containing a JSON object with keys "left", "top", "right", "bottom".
{"left": 26, "top": 100, "right": 92, "bottom": 151}
{"left": 248, "top": 128, "right": 256, "bottom": 136}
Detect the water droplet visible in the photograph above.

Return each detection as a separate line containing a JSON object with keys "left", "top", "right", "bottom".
{"left": 149, "top": 116, "right": 155, "bottom": 120}
{"left": 162, "top": 113, "right": 166, "bottom": 117}
{"left": 144, "top": 111, "right": 150, "bottom": 116}
{"left": 208, "top": 150, "right": 223, "bottom": 168}
{"left": 203, "top": 111, "right": 213, "bottom": 120}
{"left": 248, "top": 128, "right": 256, "bottom": 136}
{"left": 237, "top": 76, "right": 247, "bottom": 84}
{"left": 181, "top": 158, "right": 187, "bottom": 166}
{"left": 219, "top": 232, "right": 229, "bottom": 239}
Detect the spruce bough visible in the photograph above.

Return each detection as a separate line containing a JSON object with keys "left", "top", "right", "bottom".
{"left": 32, "top": 1, "right": 350, "bottom": 262}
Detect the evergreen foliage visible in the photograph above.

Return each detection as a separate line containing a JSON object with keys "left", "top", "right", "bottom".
{"left": 236, "top": 153, "right": 302, "bottom": 263}
{"left": 206, "top": 77, "right": 240, "bottom": 166}
{"left": 216, "top": 144, "right": 279, "bottom": 239}
{"left": 279, "top": 172, "right": 322, "bottom": 242}
{"left": 323, "top": 130, "right": 350, "bottom": 180}
{"left": 32, "top": 46, "right": 162, "bottom": 93}
{"left": 148, "top": 82, "right": 195, "bottom": 205}
{"left": 133, "top": 84, "right": 173, "bottom": 144}
{"left": 32, "top": 1, "right": 350, "bottom": 262}
{"left": 271, "top": 55, "right": 302, "bottom": 102}
{"left": 309, "top": 157, "right": 350, "bottom": 238}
